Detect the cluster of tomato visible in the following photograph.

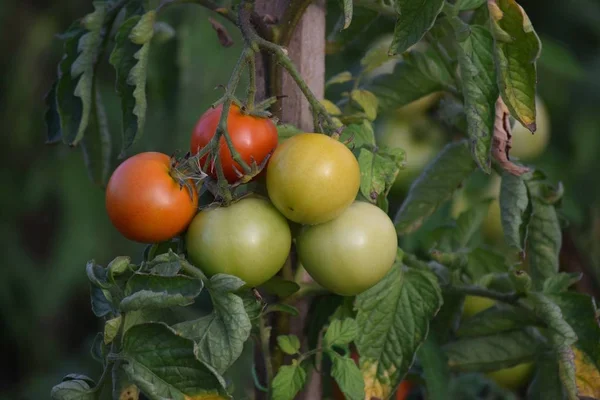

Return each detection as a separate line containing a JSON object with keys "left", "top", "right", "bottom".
{"left": 105, "top": 104, "right": 398, "bottom": 296}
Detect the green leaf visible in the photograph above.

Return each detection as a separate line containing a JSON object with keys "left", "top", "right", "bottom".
{"left": 240, "top": 290, "right": 263, "bottom": 321}
{"left": 51, "top": 376, "right": 95, "bottom": 400}
{"left": 45, "top": 82, "right": 62, "bottom": 144}
{"left": 326, "top": 71, "right": 353, "bottom": 88}
{"left": 277, "top": 124, "right": 303, "bottom": 140}
{"left": 358, "top": 146, "right": 406, "bottom": 204}
{"left": 455, "top": 25, "right": 499, "bottom": 172}
{"left": 330, "top": 353, "right": 365, "bottom": 400}
{"left": 543, "top": 273, "right": 582, "bottom": 294}
{"left": 277, "top": 335, "right": 301, "bottom": 355}
{"left": 464, "top": 247, "right": 510, "bottom": 282}
{"left": 527, "top": 352, "right": 565, "bottom": 400}
{"left": 120, "top": 273, "right": 203, "bottom": 311}
{"left": 107, "top": 256, "right": 131, "bottom": 283}
{"left": 340, "top": 0, "right": 353, "bottom": 29}
{"left": 172, "top": 274, "right": 251, "bottom": 374}
{"left": 444, "top": 330, "right": 537, "bottom": 372}
{"left": 122, "top": 308, "right": 176, "bottom": 333}
{"left": 110, "top": 11, "right": 155, "bottom": 156}
{"left": 526, "top": 198, "right": 561, "bottom": 290}
{"left": 500, "top": 173, "right": 530, "bottom": 250}
{"left": 104, "top": 315, "right": 122, "bottom": 344}
{"left": 360, "top": 41, "right": 398, "bottom": 75}
{"left": 56, "top": 3, "right": 107, "bottom": 146}
{"left": 389, "top": 0, "right": 445, "bottom": 55}
{"left": 260, "top": 276, "right": 301, "bottom": 298}
{"left": 340, "top": 120, "right": 376, "bottom": 149}
{"left": 488, "top": 0, "right": 541, "bottom": 131}
{"left": 87, "top": 260, "right": 121, "bottom": 317}
{"left": 395, "top": 141, "right": 476, "bottom": 234}
{"left": 324, "top": 318, "right": 358, "bottom": 348}
{"left": 452, "top": 199, "right": 493, "bottom": 248}
{"left": 112, "top": 364, "right": 140, "bottom": 400}
{"left": 456, "top": 0, "right": 487, "bottom": 11}
{"left": 144, "top": 250, "right": 185, "bottom": 276}
{"left": 350, "top": 89, "right": 378, "bottom": 121}
{"left": 120, "top": 323, "right": 228, "bottom": 398}
{"left": 417, "top": 334, "right": 450, "bottom": 400}
{"left": 90, "top": 332, "right": 106, "bottom": 363}
{"left": 271, "top": 361, "right": 307, "bottom": 400}
{"left": 557, "top": 345, "right": 579, "bottom": 400}
{"left": 402, "top": 47, "right": 454, "bottom": 88}
{"left": 321, "top": 99, "right": 342, "bottom": 116}
{"left": 355, "top": 264, "right": 442, "bottom": 398}
{"left": 457, "top": 307, "right": 537, "bottom": 338}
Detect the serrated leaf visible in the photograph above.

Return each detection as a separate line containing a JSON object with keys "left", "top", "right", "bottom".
{"left": 350, "top": 89, "right": 378, "bottom": 121}
{"left": 120, "top": 273, "right": 203, "bottom": 311}
{"left": 489, "top": 0, "right": 541, "bottom": 131}
{"left": 456, "top": 25, "right": 499, "bottom": 172}
{"left": 456, "top": 0, "right": 487, "bottom": 11}
{"left": 259, "top": 276, "right": 300, "bottom": 298}
{"left": 444, "top": 330, "right": 537, "bottom": 372}
{"left": 340, "top": 120, "right": 376, "bottom": 149}
{"left": 271, "top": 361, "right": 307, "bottom": 400}
{"left": 324, "top": 318, "right": 358, "bottom": 347}
{"left": 457, "top": 307, "right": 537, "bottom": 338}
{"left": 277, "top": 124, "right": 303, "bottom": 140}
{"left": 358, "top": 146, "right": 406, "bottom": 204}
{"left": 500, "top": 173, "right": 530, "bottom": 250}
{"left": 331, "top": 353, "right": 365, "bottom": 400}
{"left": 51, "top": 378, "right": 95, "bottom": 400}
{"left": 389, "top": 0, "right": 445, "bottom": 55}
{"left": 172, "top": 274, "right": 251, "bottom": 374}
{"left": 526, "top": 198, "right": 561, "bottom": 290}
{"left": 104, "top": 315, "right": 122, "bottom": 344}
{"left": 277, "top": 335, "right": 301, "bottom": 355}
{"left": 395, "top": 141, "right": 476, "bottom": 234}
{"left": 119, "top": 323, "right": 228, "bottom": 398}
{"left": 417, "top": 335, "right": 450, "bottom": 400}
{"left": 326, "top": 71, "right": 353, "bottom": 87}
{"left": 144, "top": 250, "right": 186, "bottom": 276}
{"left": 45, "top": 82, "right": 62, "bottom": 143}
{"left": 542, "top": 272, "right": 582, "bottom": 294}
{"left": 110, "top": 11, "right": 155, "bottom": 156}
{"left": 122, "top": 308, "right": 176, "bottom": 333}
{"left": 356, "top": 265, "right": 442, "bottom": 399}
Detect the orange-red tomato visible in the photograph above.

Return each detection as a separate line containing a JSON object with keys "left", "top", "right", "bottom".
{"left": 332, "top": 351, "right": 413, "bottom": 399}
{"left": 106, "top": 152, "right": 198, "bottom": 243}
{"left": 190, "top": 104, "right": 278, "bottom": 182}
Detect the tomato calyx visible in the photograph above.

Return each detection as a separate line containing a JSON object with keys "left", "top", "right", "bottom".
{"left": 168, "top": 152, "right": 206, "bottom": 202}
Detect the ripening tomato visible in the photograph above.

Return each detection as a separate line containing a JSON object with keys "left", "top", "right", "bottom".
{"left": 185, "top": 197, "right": 291, "bottom": 287}
{"left": 266, "top": 133, "right": 360, "bottom": 225}
{"left": 190, "top": 104, "right": 278, "bottom": 182}
{"left": 106, "top": 152, "right": 198, "bottom": 243}
{"left": 296, "top": 202, "right": 397, "bottom": 296}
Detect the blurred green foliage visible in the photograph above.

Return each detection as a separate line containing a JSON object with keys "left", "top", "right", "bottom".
{"left": 0, "top": 0, "right": 599, "bottom": 398}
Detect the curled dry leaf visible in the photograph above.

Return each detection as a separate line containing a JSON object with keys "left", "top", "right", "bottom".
{"left": 492, "top": 97, "right": 530, "bottom": 176}
{"left": 208, "top": 17, "right": 234, "bottom": 48}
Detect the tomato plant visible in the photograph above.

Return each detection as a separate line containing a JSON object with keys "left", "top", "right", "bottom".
{"left": 296, "top": 201, "right": 397, "bottom": 296}
{"left": 105, "top": 152, "right": 198, "bottom": 243}
{"left": 267, "top": 133, "right": 360, "bottom": 225}
{"left": 190, "top": 103, "right": 278, "bottom": 183}
{"left": 186, "top": 196, "right": 292, "bottom": 287}
{"left": 40, "top": 0, "right": 600, "bottom": 400}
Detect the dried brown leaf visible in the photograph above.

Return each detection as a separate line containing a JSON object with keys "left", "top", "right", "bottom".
{"left": 492, "top": 97, "right": 530, "bottom": 176}
{"left": 208, "top": 17, "right": 234, "bottom": 48}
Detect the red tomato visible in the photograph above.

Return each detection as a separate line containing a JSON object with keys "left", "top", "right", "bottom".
{"left": 105, "top": 152, "right": 198, "bottom": 243}
{"left": 190, "top": 104, "right": 278, "bottom": 182}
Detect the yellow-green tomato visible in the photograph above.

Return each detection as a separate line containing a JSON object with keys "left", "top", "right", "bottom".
{"left": 510, "top": 97, "right": 550, "bottom": 160}
{"left": 296, "top": 202, "right": 398, "bottom": 296}
{"left": 462, "top": 295, "right": 496, "bottom": 319}
{"left": 185, "top": 197, "right": 291, "bottom": 287}
{"left": 266, "top": 133, "right": 360, "bottom": 225}
{"left": 485, "top": 362, "right": 535, "bottom": 391}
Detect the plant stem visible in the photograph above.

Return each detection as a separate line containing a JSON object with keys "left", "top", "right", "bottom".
{"left": 258, "top": 314, "right": 274, "bottom": 396}
{"left": 245, "top": 50, "right": 257, "bottom": 110}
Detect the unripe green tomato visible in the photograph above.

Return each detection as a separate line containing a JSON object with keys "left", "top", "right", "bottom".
{"left": 266, "top": 133, "right": 360, "bottom": 225}
{"left": 510, "top": 97, "right": 550, "bottom": 160}
{"left": 485, "top": 362, "right": 535, "bottom": 391}
{"left": 376, "top": 116, "right": 444, "bottom": 192}
{"left": 462, "top": 295, "right": 496, "bottom": 319}
{"left": 185, "top": 197, "right": 291, "bottom": 287}
{"left": 296, "top": 202, "right": 398, "bottom": 296}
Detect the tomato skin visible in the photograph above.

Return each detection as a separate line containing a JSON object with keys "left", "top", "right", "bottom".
{"left": 267, "top": 133, "right": 360, "bottom": 225}
{"left": 106, "top": 152, "right": 198, "bottom": 243}
{"left": 186, "top": 197, "right": 291, "bottom": 287}
{"left": 190, "top": 104, "right": 278, "bottom": 183}
{"left": 296, "top": 202, "right": 397, "bottom": 296}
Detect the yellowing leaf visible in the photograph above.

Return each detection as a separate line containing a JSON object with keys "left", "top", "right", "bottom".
{"left": 361, "top": 358, "right": 395, "bottom": 399}
{"left": 320, "top": 99, "right": 342, "bottom": 116}
{"left": 574, "top": 347, "right": 600, "bottom": 399}
{"left": 119, "top": 384, "right": 140, "bottom": 400}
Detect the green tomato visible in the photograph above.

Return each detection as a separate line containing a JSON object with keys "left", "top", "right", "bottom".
{"left": 266, "top": 133, "right": 360, "bottom": 225}
{"left": 296, "top": 201, "right": 398, "bottom": 296}
{"left": 485, "top": 362, "right": 534, "bottom": 391}
{"left": 510, "top": 97, "right": 550, "bottom": 160}
{"left": 186, "top": 197, "right": 291, "bottom": 287}
{"left": 462, "top": 295, "right": 496, "bottom": 319}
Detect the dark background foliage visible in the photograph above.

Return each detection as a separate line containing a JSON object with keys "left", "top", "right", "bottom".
{"left": 0, "top": 0, "right": 598, "bottom": 398}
